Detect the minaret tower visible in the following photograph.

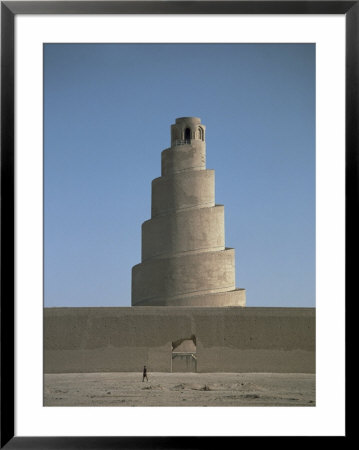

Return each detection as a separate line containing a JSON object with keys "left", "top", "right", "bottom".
{"left": 131, "top": 117, "right": 246, "bottom": 306}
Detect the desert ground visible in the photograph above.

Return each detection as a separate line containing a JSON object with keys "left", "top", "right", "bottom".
{"left": 44, "top": 372, "right": 315, "bottom": 407}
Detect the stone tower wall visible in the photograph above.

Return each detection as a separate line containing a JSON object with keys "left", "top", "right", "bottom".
{"left": 131, "top": 118, "right": 246, "bottom": 306}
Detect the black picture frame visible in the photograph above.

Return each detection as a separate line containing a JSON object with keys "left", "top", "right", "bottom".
{"left": 1, "top": 1, "right": 353, "bottom": 447}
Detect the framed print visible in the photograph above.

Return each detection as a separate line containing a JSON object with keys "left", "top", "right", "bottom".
{"left": 1, "top": 1, "right": 354, "bottom": 447}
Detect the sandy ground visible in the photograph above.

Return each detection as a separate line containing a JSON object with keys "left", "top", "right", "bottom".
{"left": 44, "top": 372, "right": 315, "bottom": 407}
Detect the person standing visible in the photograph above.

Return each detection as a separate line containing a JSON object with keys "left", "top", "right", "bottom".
{"left": 142, "top": 365, "right": 148, "bottom": 382}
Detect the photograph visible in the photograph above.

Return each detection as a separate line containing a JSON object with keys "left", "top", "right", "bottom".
{"left": 1, "top": 0, "right": 352, "bottom": 445}
{"left": 43, "top": 43, "right": 315, "bottom": 407}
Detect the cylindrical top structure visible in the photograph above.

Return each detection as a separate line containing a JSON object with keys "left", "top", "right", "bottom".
{"left": 163, "top": 117, "right": 206, "bottom": 176}
{"left": 131, "top": 117, "right": 246, "bottom": 307}
{"left": 171, "top": 117, "right": 206, "bottom": 146}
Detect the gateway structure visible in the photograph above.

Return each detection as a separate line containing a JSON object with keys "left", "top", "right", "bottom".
{"left": 132, "top": 117, "right": 246, "bottom": 307}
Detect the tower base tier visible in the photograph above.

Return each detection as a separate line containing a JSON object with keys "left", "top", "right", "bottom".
{"left": 132, "top": 288, "right": 246, "bottom": 307}
{"left": 132, "top": 248, "right": 237, "bottom": 305}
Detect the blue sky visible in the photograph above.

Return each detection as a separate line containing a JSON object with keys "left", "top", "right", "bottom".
{"left": 44, "top": 43, "right": 315, "bottom": 308}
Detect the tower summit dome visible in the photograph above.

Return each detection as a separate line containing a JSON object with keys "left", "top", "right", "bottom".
{"left": 131, "top": 118, "right": 246, "bottom": 307}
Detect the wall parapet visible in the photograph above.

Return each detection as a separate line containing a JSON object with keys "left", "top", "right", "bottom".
{"left": 44, "top": 306, "right": 315, "bottom": 374}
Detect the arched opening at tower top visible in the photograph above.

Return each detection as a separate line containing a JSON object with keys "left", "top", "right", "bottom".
{"left": 198, "top": 126, "right": 204, "bottom": 141}
{"left": 184, "top": 128, "right": 191, "bottom": 141}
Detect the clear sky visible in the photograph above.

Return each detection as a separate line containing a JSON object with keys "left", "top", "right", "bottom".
{"left": 44, "top": 43, "right": 315, "bottom": 308}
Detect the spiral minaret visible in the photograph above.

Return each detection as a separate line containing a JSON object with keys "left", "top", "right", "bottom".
{"left": 131, "top": 117, "right": 246, "bottom": 307}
